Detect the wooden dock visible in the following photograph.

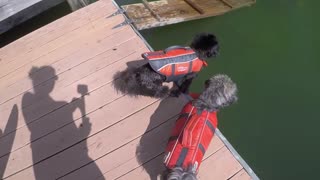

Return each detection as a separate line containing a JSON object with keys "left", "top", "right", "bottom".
{"left": 0, "top": 0, "right": 258, "bottom": 179}
{"left": 122, "top": 0, "right": 256, "bottom": 30}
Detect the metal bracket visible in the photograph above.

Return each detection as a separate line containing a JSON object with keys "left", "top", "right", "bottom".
{"left": 106, "top": 9, "right": 125, "bottom": 18}
{"left": 106, "top": 8, "right": 135, "bottom": 29}
{"left": 112, "top": 19, "right": 134, "bottom": 29}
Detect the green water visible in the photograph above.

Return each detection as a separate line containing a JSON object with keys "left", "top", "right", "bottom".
{"left": 134, "top": 0, "right": 319, "bottom": 179}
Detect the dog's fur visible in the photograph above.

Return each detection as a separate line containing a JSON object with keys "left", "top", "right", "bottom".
{"left": 165, "top": 74, "right": 238, "bottom": 180}
{"left": 113, "top": 33, "right": 219, "bottom": 98}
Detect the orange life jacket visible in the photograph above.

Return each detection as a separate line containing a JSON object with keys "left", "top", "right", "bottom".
{"left": 142, "top": 46, "right": 208, "bottom": 82}
{"left": 164, "top": 95, "right": 218, "bottom": 172}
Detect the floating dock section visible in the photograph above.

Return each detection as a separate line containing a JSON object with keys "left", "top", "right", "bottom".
{"left": 122, "top": 0, "right": 256, "bottom": 30}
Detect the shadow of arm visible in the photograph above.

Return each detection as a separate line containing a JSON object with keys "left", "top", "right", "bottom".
{"left": 0, "top": 104, "right": 18, "bottom": 179}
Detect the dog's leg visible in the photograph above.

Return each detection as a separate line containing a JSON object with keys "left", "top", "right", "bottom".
{"left": 139, "top": 74, "right": 169, "bottom": 98}
{"left": 141, "top": 82, "right": 168, "bottom": 98}
{"left": 170, "top": 73, "right": 197, "bottom": 97}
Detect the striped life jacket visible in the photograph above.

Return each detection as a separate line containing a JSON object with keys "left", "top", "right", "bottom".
{"left": 141, "top": 46, "right": 208, "bottom": 82}
{"left": 164, "top": 98, "right": 217, "bottom": 173}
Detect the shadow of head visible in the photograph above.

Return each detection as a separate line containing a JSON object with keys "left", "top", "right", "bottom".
{"left": 29, "top": 66, "right": 58, "bottom": 94}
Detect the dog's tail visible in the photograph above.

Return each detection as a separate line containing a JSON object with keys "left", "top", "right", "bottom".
{"left": 113, "top": 67, "right": 141, "bottom": 96}
{"left": 113, "top": 66, "right": 170, "bottom": 98}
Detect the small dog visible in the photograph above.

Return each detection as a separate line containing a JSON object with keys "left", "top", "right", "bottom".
{"left": 164, "top": 74, "right": 238, "bottom": 180}
{"left": 113, "top": 33, "right": 219, "bottom": 98}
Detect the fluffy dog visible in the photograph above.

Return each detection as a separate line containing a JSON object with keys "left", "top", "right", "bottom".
{"left": 164, "top": 74, "right": 238, "bottom": 180}
{"left": 113, "top": 33, "right": 219, "bottom": 98}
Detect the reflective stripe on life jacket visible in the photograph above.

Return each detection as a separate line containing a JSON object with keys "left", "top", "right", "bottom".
{"left": 164, "top": 100, "right": 218, "bottom": 172}
{"left": 141, "top": 46, "right": 208, "bottom": 82}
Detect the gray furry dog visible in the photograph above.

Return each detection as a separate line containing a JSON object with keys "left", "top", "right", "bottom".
{"left": 193, "top": 74, "right": 238, "bottom": 112}
{"left": 165, "top": 74, "right": 238, "bottom": 180}
{"left": 113, "top": 33, "right": 219, "bottom": 98}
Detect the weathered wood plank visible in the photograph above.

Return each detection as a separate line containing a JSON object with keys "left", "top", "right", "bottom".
{"left": 0, "top": 39, "right": 146, "bottom": 136}
{"left": 230, "top": 169, "right": 252, "bottom": 180}
{"left": 0, "top": 10, "right": 123, "bottom": 85}
{"left": 0, "top": 0, "right": 111, "bottom": 64}
{"left": 122, "top": 0, "right": 255, "bottom": 30}
{"left": 111, "top": 136, "right": 224, "bottom": 180}
{"left": 0, "top": 23, "right": 132, "bottom": 104}
{"left": 183, "top": 0, "right": 205, "bottom": 14}
{"left": 0, "top": 27, "right": 144, "bottom": 135}
{"left": 1, "top": 93, "right": 159, "bottom": 178}
{"left": 0, "top": 105, "right": 18, "bottom": 179}
{"left": 141, "top": 0, "right": 163, "bottom": 21}
{"left": 0, "top": 47, "right": 147, "bottom": 155}
{"left": 4, "top": 96, "right": 184, "bottom": 179}
{"left": 220, "top": 0, "right": 234, "bottom": 9}
{"left": 197, "top": 146, "right": 243, "bottom": 179}
{"left": 59, "top": 97, "right": 189, "bottom": 180}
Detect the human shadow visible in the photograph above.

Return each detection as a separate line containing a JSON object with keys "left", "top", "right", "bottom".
{"left": 136, "top": 97, "right": 187, "bottom": 180}
{"left": 21, "top": 66, "right": 104, "bottom": 179}
{"left": 0, "top": 104, "right": 18, "bottom": 179}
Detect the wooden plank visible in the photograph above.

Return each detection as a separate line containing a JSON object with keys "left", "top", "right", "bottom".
{"left": 1, "top": 93, "right": 159, "bottom": 178}
{"left": 215, "top": 128, "right": 259, "bottom": 180}
{"left": 0, "top": 46, "right": 145, "bottom": 130}
{"left": 197, "top": 147, "right": 243, "bottom": 180}
{"left": 111, "top": 136, "right": 224, "bottom": 180}
{"left": 0, "top": 42, "right": 146, "bottom": 136}
{"left": 122, "top": 0, "right": 255, "bottom": 30}
{"left": 0, "top": 11, "right": 124, "bottom": 85}
{"left": 59, "top": 97, "right": 189, "bottom": 180}
{"left": 0, "top": 105, "right": 18, "bottom": 179}
{"left": 226, "top": 0, "right": 255, "bottom": 8}
{"left": 183, "top": 0, "right": 205, "bottom": 14}
{"left": 0, "top": 0, "right": 111, "bottom": 64}
{"left": 220, "top": 0, "right": 234, "bottom": 9}
{"left": 0, "top": 28, "right": 144, "bottom": 134}
{"left": 0, "top": 47, "right": 147, "bottom": 156}
{"left": 0, "top": 23, "right": 133, "bottom": 104}
{"left": 0, "top": 16, "right": 128, "bottom": 90}
{"left": 230, "top": 169, "right": 252, "bottom": 180}
{"left": 141, "top": 0, "right": 163, "bottom": 22}
{"left": 0, "top": 27, "right": 146, "bottom": 109}
{"left": 123, "top": 0, "right": 200, "bottom": 30}
{"left": 4, "top": 96, "right": 185, "bottom": 179}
